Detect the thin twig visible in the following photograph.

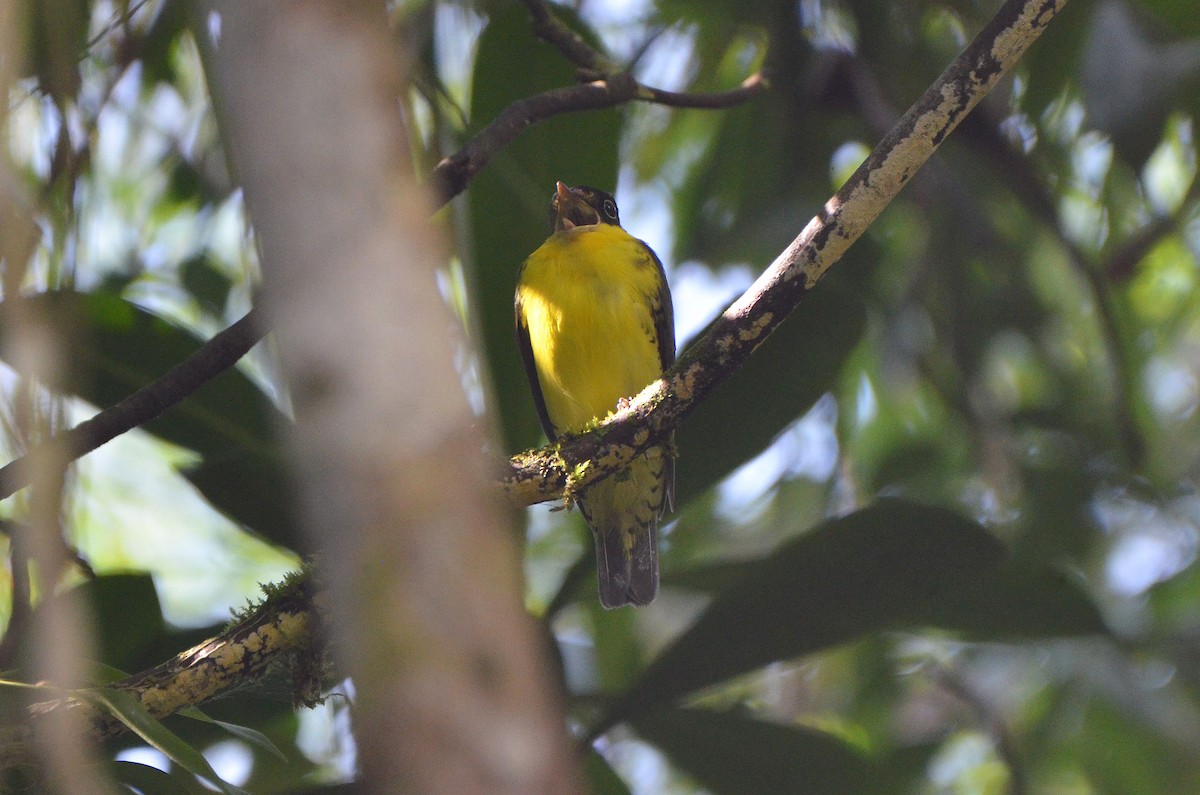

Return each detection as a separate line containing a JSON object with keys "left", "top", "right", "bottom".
{"left": 935, "top": 665, "right": 1029, "bottom": 795}
{"left": 433, "top": 0, "right": 766, "bottom": 204}
{"left": 517, "top": 0, "right": 618, "bottom": 77}
{"left": 431, "top": 70, "right": 766, "bottom": 204}
{"left": 638, "top": 72, "right": 769, "bottom": 109}
{"left": 1105, "top": 174, "right": 1200, "bottom": 283}
{"left": 958, "top": 101, "right": 1167, "bottom": 466}
{"left": 431, "top": 76, "right": 641, "bottom": 205}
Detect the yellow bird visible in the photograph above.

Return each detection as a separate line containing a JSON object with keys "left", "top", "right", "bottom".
{"left": 515, "top": 182, "right": 675, "bottom": 608}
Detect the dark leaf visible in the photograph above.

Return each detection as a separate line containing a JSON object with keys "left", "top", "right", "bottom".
{"left": 88, "top": 689, "right": 246, "bottom": 795}
{"left": 675, "top": 275, "right": 866, "bottom": 505}
{"left": 0, "top": 291, "right": 280, "bottom": 461}
{"left": 21, "top": 0, "right": 89, "bottom": 103}
{"left": 183, "top": 452, "right": 303, "bottom": 551}
{"left": 78, "top": 573, "right": 166, "bottom": 672}
{"left": 633, "top": 707, "right": 890, "bottom": 795}
{"left": 109, "top": 760, "right": 195, "bottom": 795}
{"left": 600, "top": 499, "right": 1105, "bottom": 730}
{"left": 140, "top": 0, "right": 190, "bottom": 87}
{"left": 178, "top": 706, "right": 288, "bottom": 762}
{"left": 3, "top": 290, "right": 271, "bottom": 445}
{"left": 180, "top": 253, "right": 233, "bottom": 314}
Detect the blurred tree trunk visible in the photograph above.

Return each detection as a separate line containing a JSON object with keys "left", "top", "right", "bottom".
{"left": 0, "top": 3, "right": 115, "bottom": 792}
{"left": 196, "top": 1, "right": 581, "bottom": 792}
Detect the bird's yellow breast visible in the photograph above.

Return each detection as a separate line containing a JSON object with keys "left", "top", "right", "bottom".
{"left": 517, "top": 223, "right": 666, "bottom": 434}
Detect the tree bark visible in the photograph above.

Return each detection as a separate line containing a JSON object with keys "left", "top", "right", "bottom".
{"left": 196, "top": 2, "right": 581, "bottom": 792}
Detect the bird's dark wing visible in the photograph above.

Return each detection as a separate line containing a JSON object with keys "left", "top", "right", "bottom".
{"left": 515, "top": 289, "right": 558, "bottom": 442}
{"left": 644, "top": 242, "right": 676, "bottom": 370}
{"left": 641, "top": 240, "right": 676, "bottom": 515}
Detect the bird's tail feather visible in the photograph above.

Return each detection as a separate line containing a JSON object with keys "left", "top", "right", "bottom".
{"left": 580, "top": 445, "right": 670, "bottom": 608}
{"left": 593, "top": 514, "right": 658, "bottom": 608}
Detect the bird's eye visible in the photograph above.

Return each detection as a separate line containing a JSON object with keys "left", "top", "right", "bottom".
{"left": 602, "top": 199, "right": 618, "bottom": 220}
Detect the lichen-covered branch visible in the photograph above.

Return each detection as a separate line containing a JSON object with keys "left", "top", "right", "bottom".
{"left": 502, "top": 0, "right": 1070, "bottom": 507}
{"left": 95, "top": 579, "right": 319, "bottom": 738}
{"left": 3, "top": 574, "right": 318, "bottom": 756}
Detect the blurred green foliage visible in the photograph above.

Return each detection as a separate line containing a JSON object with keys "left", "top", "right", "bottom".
{"left": 3, "top": 0, "right": 1200, "bottom": 792}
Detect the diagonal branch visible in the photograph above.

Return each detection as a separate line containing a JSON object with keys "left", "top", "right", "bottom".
{"left": 502, "top": 0, "right": 1071, "bottom": 508}
{"left": 0, "top": 307, "right": 266, "bottom": 501}
{"left": 638, "top": 72, "right": 768, "bottom": 108}
{"left": 3, "top": 575, "right": 317, "bottom": 754}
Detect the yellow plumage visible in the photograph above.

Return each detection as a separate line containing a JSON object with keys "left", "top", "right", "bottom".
{"left": 515, "top": 183, "right": 674, "bottom": 608}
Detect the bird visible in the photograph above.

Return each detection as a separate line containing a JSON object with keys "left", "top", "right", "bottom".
{"left": 515, "top": 182, "right": 675, "bottom": 608}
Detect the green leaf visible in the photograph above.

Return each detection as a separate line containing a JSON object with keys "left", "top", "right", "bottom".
{"left": 89, "top": 662, "right": 132, "bottom": 686}
{"left": 140, "top": 0, "right": 190, "bottom": 87}
{"left": 467, "top": 4, "right": 622, "bottom": 455}
{"left": 600, "top": 499, "right": 1105, "bottom": 730}
{"left": 0, "top": 291, "right": 280, "bottom": 461}
{"left": 178, "top": 706, "right": 288, "bottom": 763}
{"left": 582, "top": 748, "right": 632, "bottom": 795}
{"left": 178, "top": 256, "right": 232, "bottom": 317}
{"left": 931, "top": 563, "right": 1106, "bottom": 639}
{"left": 87, "top": 688, "right": 246, "bottom": 795}
{"left": 0, "top": 292, "right": 296, "bottom": 543}
{"left": 633, "top": 707, "right": 888, "bottom": 795}
{"left": 1080, "top": 697, "right": 1200, "bottom": 795}
{"left": 183, "top": 452, "right": 303, "bottom": 551}
{"left": 79, "top": 573, "right": 166, "bottom": 672}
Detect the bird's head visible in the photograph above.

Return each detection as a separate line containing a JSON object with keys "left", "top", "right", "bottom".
{"left": 550, "top": 181, "right": 621, "bottom": 232}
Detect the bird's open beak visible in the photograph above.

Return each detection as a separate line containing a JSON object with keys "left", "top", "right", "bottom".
{"left": 553, "top": 181, "right": 601, "bottom": 231}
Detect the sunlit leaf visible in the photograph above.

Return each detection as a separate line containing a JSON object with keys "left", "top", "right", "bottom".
{"left": 178, "top": 706, "right": 288, "bottom": 762}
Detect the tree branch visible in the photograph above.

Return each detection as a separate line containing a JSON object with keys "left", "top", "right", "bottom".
{"left": 430, "top": 72, "right": 766, "bottom": 205}
{"left": 517, "top": 0, "right": 619, "bottom": 77}
{"left": 1, "top": 575, "right": 317, "bottom": 760}
{"left": 430, "top": 76, "right": 642, "bottom": 205}
{"left": 502, "top": 0, "right": 1071, "bottom": 508}
{"left": 638, "top": 72, "right": 768, "bottom": 108}
{"left": 0, "top": 306, "right": 266, "bottom": 501}
{"left": 95, "top": 579, "right": 317, "bottom": 736}
{"left": 433, "top": 0, "right": 766, "bottom": 204}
